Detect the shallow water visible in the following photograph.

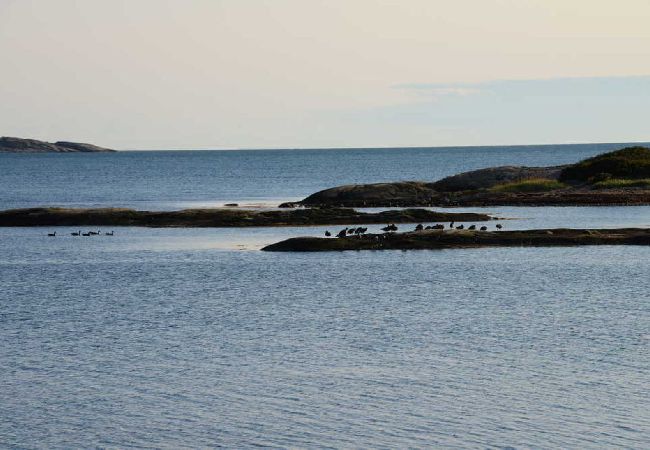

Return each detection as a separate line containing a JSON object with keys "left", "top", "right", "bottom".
{"left": 1, "top": 145, "right": 649, "bottom": 448}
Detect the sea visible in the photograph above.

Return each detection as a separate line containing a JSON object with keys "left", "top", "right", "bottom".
{"left": 1, "top": 143, "right": 649, "bottom": 448}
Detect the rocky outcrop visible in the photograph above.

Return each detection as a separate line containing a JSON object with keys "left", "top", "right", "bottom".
{"left": 431, "top": 165, "right": 565, "bottom": 192}
{"left": 0, "top": 137, "right": 115, "bottom": 153}
{"left": 283, "top": 147, "right": 650, "bottom": 208}
{"left": 0, "top": 207, "right": 492, "bottom": 228}
{"left": 262, "top": 228, "right": 650, "bottom": 251}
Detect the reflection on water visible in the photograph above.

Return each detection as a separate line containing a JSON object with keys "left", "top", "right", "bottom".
{"left": 1, "top": 226, "right": 648, "bottom": 448}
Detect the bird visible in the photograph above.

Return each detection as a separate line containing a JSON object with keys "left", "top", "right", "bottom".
{"left": 456, "top": 224, "right": 464, "bottom": 230}
{"left": 337, "top": 228, "right": 348, "bottom": 238}
{"left": 415, "top": 223, "right": 424, "bottom": 231}
{"left": 47, "top": 231, "right": 56, "bottom": 237}
{"left": 449, "top": 221, "right": 455, "bottom": 229}
{"left": 325, "top": 230, "right": 331, "bottom": 237}
{"left": 496, "top": 224, "right": 503, "bottom": 230}
{"left": 347, "top": 228, "right": 355, "bottom": 235}
{"left": 480, "top": 226, "right": 488, "bottom": 231}
{"left": 468, "top": 225, "right": 476, "bottom": 230}
{"left": 433, "top": 224, "right": 445, "bottom": 230}
{"left": 71, "top": 230, "right": 80, "bottom": 236}
{"left": 105, "top": 231, "right": 114, "bottom": 236}
{"left": 82, "top": 232, "right": 91, "bottom": 236}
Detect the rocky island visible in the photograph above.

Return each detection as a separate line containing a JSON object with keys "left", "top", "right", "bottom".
{"left": 280, "top": 147, "right": 650, "bottom": 207}
{"left": 0, "top": 207, "right": 491, "bottom": 228}
{"left": 262, "top": 228, "right": 650, "bottom": 251}
{"left": 0, "top": 137, "right": 115, "bottom": 153}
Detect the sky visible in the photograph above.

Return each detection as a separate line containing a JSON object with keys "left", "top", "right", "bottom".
{"left": 1, "top": 0, "right": 650, "bottom": 150}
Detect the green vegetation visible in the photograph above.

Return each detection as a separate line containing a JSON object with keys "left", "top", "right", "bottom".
{"left": 560, "top": 146, "right": 650, "bottom": 183}
{"left": 490, "top": 178, "right": 567, "bottom": 193}
{"left": 592, "top": 178, "right": 650, "bottom": 189}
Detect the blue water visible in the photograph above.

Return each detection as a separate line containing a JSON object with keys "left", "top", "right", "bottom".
{"left": 1, "top": 144, "right": 649, "bottom": 448}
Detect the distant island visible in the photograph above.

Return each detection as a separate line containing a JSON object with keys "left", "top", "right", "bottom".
{"left": 280, "top": 146, "right": 650, "bottom": 207}
{"left": 0, "top": 136, "right": 115, "bottom": 153}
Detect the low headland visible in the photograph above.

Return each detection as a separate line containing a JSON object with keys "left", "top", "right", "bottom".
{"left": 280, "top": 147, "right": 650, "bottom": 208}
{"left": 262, "top": 228, "right": 650, "bottom": 251}
{"left": 0, "top": 137, "right": 115, "bottom": 153}
{"left": 0, "top": 207, "right": 491, "bottom": 228}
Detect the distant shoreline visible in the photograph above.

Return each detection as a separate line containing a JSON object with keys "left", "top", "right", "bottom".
{"left": 0, "top": 137, "right": 114, "bottom": 153}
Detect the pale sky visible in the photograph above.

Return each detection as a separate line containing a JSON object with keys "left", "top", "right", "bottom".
{"left": 1, "top": 0, "right": 650, "bottom": 149}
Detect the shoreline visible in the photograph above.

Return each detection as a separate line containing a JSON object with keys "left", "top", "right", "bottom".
{"left": 0, "top": 207, "right": 493, "bottom": 228}
{"left": 262, "top": 228, "right": 650, "bottom": 251}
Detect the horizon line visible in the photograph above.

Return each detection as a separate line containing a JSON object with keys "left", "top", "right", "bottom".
{"left": 117, "top": 140, "right": 650, "bottom": 152}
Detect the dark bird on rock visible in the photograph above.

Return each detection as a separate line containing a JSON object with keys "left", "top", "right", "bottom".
{"left": 415, "top": 223, "right": 424, "bottom": 231}
{"left": 337, "top": 228, "right": 348, "bottom": 238}
{"left": 347, "top": 228, "right": 355, "bottom": 235}
{"left": 325, "top": 230, "right": 331, "bottom": 237}
{"left": 496, "top": 224, "right": 503, "bottom": 230}
{"left": 480, "top": 226, "right": 487, "bottom": 231}
{"left": 449, "top": 221, "right": 455, "bottom": 229}
{"left": 456, "top": 224, "right": 464, "bottom": 230}
{"left": 433, "top": 224, "right": 445, "bottom": 230}
{"left": 468, "top": 225, "right": 476, "bottom": 230}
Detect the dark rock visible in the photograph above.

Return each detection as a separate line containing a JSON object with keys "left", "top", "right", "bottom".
{"left": 262, "top": 228, "right": 650, "bottom": 251}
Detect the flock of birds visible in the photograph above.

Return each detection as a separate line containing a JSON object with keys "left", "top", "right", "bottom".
{"left": 325, "top": 221, "right": 503, "bottom": 238}
{"left": 47, "top": 230, "right": 114, "bottom": 237}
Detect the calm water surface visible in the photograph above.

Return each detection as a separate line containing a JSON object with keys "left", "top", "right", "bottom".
{"left": 1, "top": 144, "right": 649, "bottom": 448}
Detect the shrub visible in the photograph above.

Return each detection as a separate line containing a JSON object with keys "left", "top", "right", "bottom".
{"left": 560, "top": 146, "right": 650, "bottom": 182}
{"left": 490, "top": 178, "right": 567, "bottom": 193}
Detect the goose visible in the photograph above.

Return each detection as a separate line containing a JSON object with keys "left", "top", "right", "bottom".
{"left": 71, "top": 230, "right": 80, "bottom": 236}
{"left": 47, "top": 231, "right": 56, "bottom": 237}
{"left": 82, "top": 232, "right": 91, "bottom": 237}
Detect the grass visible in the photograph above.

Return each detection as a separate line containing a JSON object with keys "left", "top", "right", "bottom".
{"left": 490, "top": 178, "right": 567, "bottom": 193}
{"left": 592, "top": 178, "right": 650, "bottom": 189}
